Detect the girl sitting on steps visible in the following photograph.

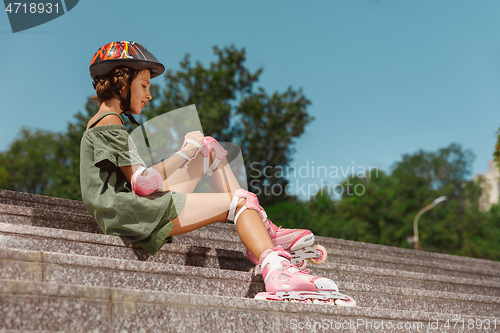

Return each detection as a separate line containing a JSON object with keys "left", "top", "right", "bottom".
{"left": 80, "top": 40, "right": 354, "bottom": 306}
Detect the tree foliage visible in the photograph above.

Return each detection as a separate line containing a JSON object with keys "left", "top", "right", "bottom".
{"left": 493, "top": 128, "right": 500, "bottom": 170}
{"left": 0, "top": 45, "right": 312, "bottom": 205}
{"left": 1, "top": 45, "right": 497, "bottom": 261}
{"left": 0, "top": 128, "right": 65, "bottom": 195}
{"left": 0, "top": 100, "right": 97, "bottom": 200}
{"left": 141, "top": 45, "right": 313, "bottom": 205}
{"left": 267, "top": 143, "right": 500, "bottom": 261}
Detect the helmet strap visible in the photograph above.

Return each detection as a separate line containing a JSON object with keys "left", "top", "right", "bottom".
{"left": 123, "top": 91, "right": 139, "bottom": 126}
{"left": 111, "top": 72, "right": 140, "bottom": 126}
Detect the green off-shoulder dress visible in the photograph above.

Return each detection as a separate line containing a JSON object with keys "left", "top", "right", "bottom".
{"left": 80, "top": 112, "right": 186, "bottom": 255}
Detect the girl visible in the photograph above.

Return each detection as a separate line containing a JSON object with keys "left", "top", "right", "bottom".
{"left": 80, "top": 41, "right": 354, "bottom": 305}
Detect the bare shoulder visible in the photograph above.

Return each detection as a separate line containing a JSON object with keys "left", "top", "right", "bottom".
{"left": 96, "top": 114, "right": 123, "bottom": 126}
{"left": 87, "top": 113, "right": 123, "bottom": 129}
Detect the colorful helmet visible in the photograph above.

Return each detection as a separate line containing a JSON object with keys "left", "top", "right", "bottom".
{"left": 89, "top": 41, "right": 165, "bottom": 80}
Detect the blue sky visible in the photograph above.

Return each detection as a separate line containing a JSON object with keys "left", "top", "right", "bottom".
{"left": 2, "top": 0, "right": 500, "bottom": 198}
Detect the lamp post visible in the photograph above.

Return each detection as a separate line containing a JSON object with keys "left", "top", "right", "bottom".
{"left": 412, "top": 196, "right": 447, "bottom": 251}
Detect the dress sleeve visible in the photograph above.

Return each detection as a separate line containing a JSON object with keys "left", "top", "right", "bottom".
{"left": 91, "top": 128, "right": 145, "bottom": 168}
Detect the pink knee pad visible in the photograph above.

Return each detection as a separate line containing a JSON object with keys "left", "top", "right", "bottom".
{"left": 177, "top": 136, "right": 228, "bottom": 176}
{"left": 131, "top": 166, "right": 163, "bottom": 196}
{"left": 227, "top": 189, "right": 267, "bottom": 225}
{"left": 200, "top": 136, "right": 228, "bottom": 175}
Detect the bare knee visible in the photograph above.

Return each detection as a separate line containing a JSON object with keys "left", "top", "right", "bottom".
{"left": 210, "top": 150, "right": 227, "bottom": 172}
{"left": 210, "top": 150, "right": 216, "bottom": 165}
{"left": 235, "top": 198, "right": 247, "bottom": 213}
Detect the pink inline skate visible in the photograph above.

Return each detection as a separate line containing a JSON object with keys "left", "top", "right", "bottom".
{"left": 246, "top": 219, "right": 327, "bottom": 271}
{"left": 254, "top": 247, "right": 355, "bottom": 306}
{"left": 227, "top": 189, "right": 326, "bottom": 271}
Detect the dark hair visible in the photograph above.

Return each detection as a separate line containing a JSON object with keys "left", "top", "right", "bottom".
{"left": 91, "top": 67, "right": 140, "bottom": 105}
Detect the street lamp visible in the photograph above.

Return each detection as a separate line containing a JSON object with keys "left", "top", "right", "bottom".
{"left": 412, "top": 196, "right": 447, "bottom": 251}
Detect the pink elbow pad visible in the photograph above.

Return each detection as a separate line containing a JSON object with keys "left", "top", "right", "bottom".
{"left": 131, "top": 166, "right": 163, "bottom": 196}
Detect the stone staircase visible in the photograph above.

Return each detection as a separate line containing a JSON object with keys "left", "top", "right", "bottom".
{"left": 0, "top": 189, "right": 499, "bottom": 332}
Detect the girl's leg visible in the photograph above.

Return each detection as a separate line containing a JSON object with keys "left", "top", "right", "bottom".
{"left": 164, "top": 152, "right": 206, "bottom": 193}
{"left": 167, "top": 150, "right": 241, "bottom": 194}
{"left": 170, "top": 193, "right": 273, "bottom": 259}
{"left": 207, "top": 153, "right": 242, "bottom": 194}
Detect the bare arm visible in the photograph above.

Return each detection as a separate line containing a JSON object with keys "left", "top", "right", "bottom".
{"left": 120, "top": 132, "right": 202, "bottom": 187}
{"left": 119, "top": 149, "right": 194, "bottom": 184}
{"left": 91, "top": 113, "right": 201, "bottom": 185}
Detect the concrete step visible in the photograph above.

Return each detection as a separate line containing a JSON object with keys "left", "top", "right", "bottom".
{"left": 1, "top": 279, "right": 499, "bottom": 333}
{"left": 0, "top": 188, "right": 88, "bottom": 214}
{"left": 1, "top": 246, "right": 499, "bottom": 317}
{"left": 2, "top": 188, "right": 500, "bottom": 331}
{"left": 1, "top": 220, "right": 499, "bottom": 290}
{"left": 318, "top": 235, "right": 500, "bottom": 272}
{"left": 180, "top": 225, "right": 500, "bottom": 283}
{"left": 0, "top": 246, "right": 263, "bottom": 299}
{"left": 0, "top": 222, "right": 253, "bottom": 272}
{"left": 2, "top": 188, "right": 499, "bottom": 274}
{"left": 1, "top": 203, "right": 499, "bottom": 286}
{"left": 0, "top": 201, "right": 100, "bottom": 234}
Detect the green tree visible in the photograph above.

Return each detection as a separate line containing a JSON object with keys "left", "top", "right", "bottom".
{"left": 141, "top": 45, "right": 314, "bottom": 205}
{"left": 267, "top": 143, "right": 499, "bottom": 260}
{"left": 266, "top": 197, "right": 314, "bottom": 232}
{"left": 1, "top": 46, "right": 312, "bottom": 205}
{"left": 480, "top": 203, "right": 500, "bottom": 260}
{"left": 493, "top": 128, "right": 500, "bottom": 170}
{"left": 0, "top": 100, "right": 96, "bottom": 200}
{"left": 0, "top": 128, "right": 65, "bottom": 195}
{"left": 46, "top": 99, "right": 97, "bottom": 200}
{"left": 322, "top": 143, "right": 497, "bottom": 259}
{"left": 237, "top": 87, "right": 312, "bottom": 205}
{"left": 335, "top": 170, "right": 399, "bottom": 245}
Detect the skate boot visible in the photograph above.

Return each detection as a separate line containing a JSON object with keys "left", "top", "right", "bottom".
{"left": 227, "top": 189, "right": 327, "bottom": 271}
{"left": 254, "top": 247, "right": 355, "bottom": 306}
{"left": 246, "top": 219, "right": 327, "bottom": 271}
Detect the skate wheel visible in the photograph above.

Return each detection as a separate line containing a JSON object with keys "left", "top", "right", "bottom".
{"left": 248, "top": 267, "right": 255, "bottom": 273}
{"left": 308, "top": 245, "right": 327, "bottom": 265}
{"left": 313, "top": 298, "right": 334, "bottom": 305}
{"left": 295, "top": 259, "right": 308, "bottom": 270}
{"left": 335, "top": 296, "right": 356, "bottom": 307}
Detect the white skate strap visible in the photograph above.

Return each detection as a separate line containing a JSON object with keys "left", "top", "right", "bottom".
{"left": 184, "top": 138, "right": 203, "bottom": 150}
{"left": 134, "top": 165, "right": 146, "bottom": 177}
{"left": 176, "top": 138, "right": 203, "bottom": 164}
{"left": 175, "top": 151, "right": 191, "bottom": 160}
{"left": 233, "top": 206, "right": 247, "bottom": 225}
{"left": 203, "top": 155, "right": 222, "bottom": 176}
{"left": 227, "top": 189, "right": 267, "bottom": 225}
{"left": 203, "top": 154, "right": 210, "bottom": 175}
{"left": 205, "top": 158, "right": 222, "bottom": 176}
{"left": 228, "top": 195, "right": 242, "bottom": 222}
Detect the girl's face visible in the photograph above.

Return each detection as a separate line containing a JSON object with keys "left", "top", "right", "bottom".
{"left": 128, "top": 69, "right": 152, "bottom": 114}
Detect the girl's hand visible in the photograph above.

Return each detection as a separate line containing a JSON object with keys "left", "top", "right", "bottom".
{"left": 180, "top": 131, "right": 204, "bottom": 158}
